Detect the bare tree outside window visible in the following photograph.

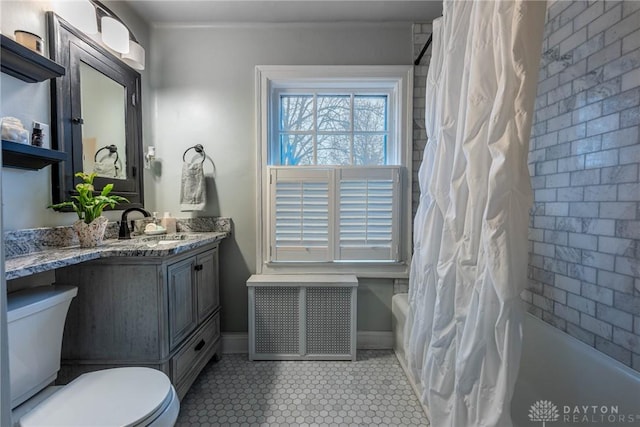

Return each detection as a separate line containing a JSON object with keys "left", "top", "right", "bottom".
{"left": 279, "top": 94, "right": 388, "bottom": 166}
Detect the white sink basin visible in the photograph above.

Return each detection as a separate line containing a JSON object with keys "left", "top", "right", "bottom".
{"left": 105, "top": 233, "right": 198, "bottom": 248}
{"left": 138, "top": 234, "right": 194, "bottom": 242}
{"left": 156, "top": 240, "right": 181, "bottom": 245}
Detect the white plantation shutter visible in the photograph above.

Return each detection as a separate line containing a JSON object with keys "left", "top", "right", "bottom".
{"left": 337, "top": 167, "right": 400, "bottom": 261}
{"left": 270, "top": 168, "right": 332, "bottom": 262}
{"left": 269, "top": 166, "right": 400, "bottom": 263}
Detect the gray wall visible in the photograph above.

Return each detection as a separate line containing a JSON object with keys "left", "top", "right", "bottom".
{"left": 525, "top": 0, "right": 640, "bottom": 371}
{"left": 148, "top": 23, "right": 413, "bottom": 332}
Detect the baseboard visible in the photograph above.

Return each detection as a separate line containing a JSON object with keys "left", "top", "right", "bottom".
{"left": 356, "top": 331, "right": 393, "bottom": 349}
{"left": 220, "top": 331, "right": 394, "bottom": 354}
{"left": 221, "top": 332, "right": 249, "bottom": 354}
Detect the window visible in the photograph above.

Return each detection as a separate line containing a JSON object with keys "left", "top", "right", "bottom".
{"left": 277, "top": 94, "right": 390, "bottom": 166}
{"left": 256, "top": 66, "right": 413, "bottom": 276}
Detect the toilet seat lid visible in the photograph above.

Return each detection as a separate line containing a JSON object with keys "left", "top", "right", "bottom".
{"left": 20, "top": 367, "right": 173, "bottom": 427}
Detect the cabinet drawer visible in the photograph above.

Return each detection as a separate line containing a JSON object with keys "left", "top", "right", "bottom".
{"left": 171, "top": 312, "right": 220, "bottom": 385}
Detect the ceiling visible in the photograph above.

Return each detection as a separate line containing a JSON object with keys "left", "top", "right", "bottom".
{"left": 126, "top": 0, "right": 443, "bottom": 25}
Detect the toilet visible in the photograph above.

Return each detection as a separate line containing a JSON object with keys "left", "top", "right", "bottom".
{"left": 7, "top": 285, "right": 180, "bottom": 427}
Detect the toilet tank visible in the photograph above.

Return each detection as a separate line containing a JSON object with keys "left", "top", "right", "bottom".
{"left": 7, "top": 285, "right": 78, "bottom": 409}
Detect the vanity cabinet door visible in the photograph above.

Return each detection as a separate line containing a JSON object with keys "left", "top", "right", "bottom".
{"left": 196, "top": 247, "right": 219, "bottom": 323}
{"left": 167, "top": 257, "right": 198, "bottom": 350}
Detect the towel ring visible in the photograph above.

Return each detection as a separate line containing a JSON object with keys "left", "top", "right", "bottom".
{"left": 183, "top": 144, "right": 206, "bottom": 163}
{"left": 94, "top": 144, "right": 119, "bottom": 162}
{"left": 94, "top": 144, "right": 120, "bottom": 177}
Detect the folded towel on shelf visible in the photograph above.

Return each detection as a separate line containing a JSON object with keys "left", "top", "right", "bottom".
{"left": 180, "top": 161, "right": 206, "bottom": 211}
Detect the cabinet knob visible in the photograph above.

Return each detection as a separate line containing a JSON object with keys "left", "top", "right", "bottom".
{"left": 194, "top": 339, "right": 206, "bottom": 351}
{"left": 72, "top": 117, "right": 84, "bottom": 125}
{"left": 194, "top": 264, "right": 203, "bottom": 271}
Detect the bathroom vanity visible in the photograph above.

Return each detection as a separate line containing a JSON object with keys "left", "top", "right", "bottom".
{"left": 55, "top": 241, "right": 221, "bottom": 400}
{"left": 5, "top": 222, "right": 229, "bottom": 401}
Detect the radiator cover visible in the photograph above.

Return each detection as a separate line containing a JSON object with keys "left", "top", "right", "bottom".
{"left": 247, "top": 275, "right": 358, "bottom": 361}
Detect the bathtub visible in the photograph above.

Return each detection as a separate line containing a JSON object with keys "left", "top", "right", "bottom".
{"left": 391, "top": 293, "right": 640, "bottom": 427}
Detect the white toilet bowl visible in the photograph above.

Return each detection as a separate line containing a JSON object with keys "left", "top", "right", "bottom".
{"left": 18, "top": 367, "right": 180, "bottom": 427}
{"left": 8, "top": 285, "right": 180, "bottom": 427}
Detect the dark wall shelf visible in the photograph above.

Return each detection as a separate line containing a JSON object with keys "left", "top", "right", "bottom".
{"left": 1, "top": 34, "right": 65, "bottom": 83}
{"left": 1, "top": 34, "right": 67, "bottom": 169}
{"left": 2, "top": 140, "right": 68, "bottom": 170}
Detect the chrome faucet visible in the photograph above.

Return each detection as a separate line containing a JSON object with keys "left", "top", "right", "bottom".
{"left": 118, "top": 207, "right": 151, "bottom": 239}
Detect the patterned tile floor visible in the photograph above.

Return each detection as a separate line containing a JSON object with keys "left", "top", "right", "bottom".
{"left": 176, "top": 350, "right": 429, "bottom": 427}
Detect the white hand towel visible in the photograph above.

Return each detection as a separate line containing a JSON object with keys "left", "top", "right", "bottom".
{"left": 180, "top": 161, "right": 206, "bottom": 211}
{"left": 93, "top": 159, "right": 118, "bottom": 178}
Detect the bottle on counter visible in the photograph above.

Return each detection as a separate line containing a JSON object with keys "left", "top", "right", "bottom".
{"left": 161, "top": 212, "right": 177, "bottom": 234}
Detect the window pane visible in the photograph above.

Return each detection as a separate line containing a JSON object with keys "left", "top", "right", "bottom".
{"left": 280, "top": 95, "right": 314, "bottom": 131}
{"left": 280, "top": 134, "right": 313, "bottom": 165}
{"left": 317, "top": 96, "right": 350, "bottom": 131}
{"left": 354, "top": 96, "right": 387, "bottom": 131}
{"left": 317, "top": 134, "right": 350, "bottom": 165}
{"left": 354, "top": 134, "right": 386, "bottom": 165}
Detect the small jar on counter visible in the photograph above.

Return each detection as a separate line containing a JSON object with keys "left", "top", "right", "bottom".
{"left": 161, "top": 212, "right": 177, "bottom": 234}
{"left": 31, "top": 122, "right": 43, "bottom": 147}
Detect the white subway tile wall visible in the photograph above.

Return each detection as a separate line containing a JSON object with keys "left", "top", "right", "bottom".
{"left": 412, "top": 23, "right": 431, "bottom": 223}
{"left": 526, "top": 0, "right": 640, "bottom": 371}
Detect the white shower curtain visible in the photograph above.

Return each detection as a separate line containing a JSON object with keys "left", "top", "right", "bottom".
{"left": 406, "top": 1, "right": 546, "bottom": 426}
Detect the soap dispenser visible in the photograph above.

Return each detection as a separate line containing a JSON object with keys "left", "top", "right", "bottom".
{"left": 161, "top": 212, "right": 177, "bottom": 234}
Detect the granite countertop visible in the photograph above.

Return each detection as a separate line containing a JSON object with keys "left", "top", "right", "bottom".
{"left": 5, "top": 232, "right": 228, "bottom": 280}
{"left": 5, "top": 217, "right": 231, "bottom": 280}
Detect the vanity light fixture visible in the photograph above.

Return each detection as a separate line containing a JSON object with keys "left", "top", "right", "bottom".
{"left": 122, "top": 39, "right": 145, "bottom": 70}
{"left": 101, "top": 16, "right": 129, "bottom": 54}
{"left": 92, "top": 0, "right": 145, "bottom": 70}
{"left": 54, "top": 1, "right": 145, "bottom": 69}
{"left": 55, "top": 0, "right": 98, "bottom": 35}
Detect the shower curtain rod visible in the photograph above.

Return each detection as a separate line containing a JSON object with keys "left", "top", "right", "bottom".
{"left": 414, "top": 33, "right": 433, "bottom": 66}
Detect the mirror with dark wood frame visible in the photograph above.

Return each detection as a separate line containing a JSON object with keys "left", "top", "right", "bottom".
{"left": 47, "top": 11, "right": 143, "bottom": 208}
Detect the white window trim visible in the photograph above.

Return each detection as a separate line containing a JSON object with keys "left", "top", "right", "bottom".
{"left": 255, "top": 65, "right": 413, "bottom": 278}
